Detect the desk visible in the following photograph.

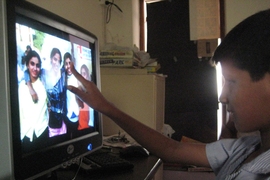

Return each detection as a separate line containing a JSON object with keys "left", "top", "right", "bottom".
{"left": 55, "top": 149, "right": 163, "bottom": 180}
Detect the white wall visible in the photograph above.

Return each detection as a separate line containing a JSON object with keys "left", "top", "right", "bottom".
{"left": 104, "top": 0, "right": 140, "bottom": 48}
{"left": 27, "top": 0, "right": 140, "bottom": 49}
{"left": 224, "top": 0, "right": 270, "bottom": 33}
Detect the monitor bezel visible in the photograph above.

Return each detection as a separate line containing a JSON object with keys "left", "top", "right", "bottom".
{"left": 8, "top": 1, "right": 103, "bottom": 179}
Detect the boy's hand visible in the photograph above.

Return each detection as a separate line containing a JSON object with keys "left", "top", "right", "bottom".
{"left": 67, "top": 62, "right": 111, "bottom": 114}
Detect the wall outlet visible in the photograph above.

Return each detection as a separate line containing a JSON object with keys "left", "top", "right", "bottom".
{"left": 98, "top": 0, "right": 106, "bottom": 5}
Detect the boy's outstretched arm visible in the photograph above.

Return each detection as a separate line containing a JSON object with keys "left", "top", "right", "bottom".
{"left": 67, "top": 62, "right": 210, "bottom": 167}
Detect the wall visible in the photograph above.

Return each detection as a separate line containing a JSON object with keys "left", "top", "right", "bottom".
{"left": 104, "top": 0, "right": 140, "bottom": 48}
{"left": 27, "top": 0, "right": 140, "bottom": 49}
{"left": 224, "top": 0, "right": 270, "bottom": 33}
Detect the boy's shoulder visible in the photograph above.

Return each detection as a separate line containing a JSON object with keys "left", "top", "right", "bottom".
{"left": 216, "top": 135, "right": 260, "bottom": 151}
{"left": 206, "top": 135, "right": 261, "bottom": 165}
{"left": 206, "top": 135, "right": 262, "bottom": 178}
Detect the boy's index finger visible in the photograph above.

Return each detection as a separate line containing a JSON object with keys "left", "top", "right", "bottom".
{"left": 70, "top": 62, "right": 89, "bottom": 88}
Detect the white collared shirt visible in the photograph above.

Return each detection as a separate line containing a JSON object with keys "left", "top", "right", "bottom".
{"left": 19, "top": 79, "right": 49, "bottom": 141}
{"left": 206, "top": 135, "right": 270, "bottom": 180}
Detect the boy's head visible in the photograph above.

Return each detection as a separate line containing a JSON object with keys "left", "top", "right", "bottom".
{"left": 215, "top": 9, "right": 270, "bottom": 133}
{"left": 213, "top": 9, "right": 270, "bottom": 81}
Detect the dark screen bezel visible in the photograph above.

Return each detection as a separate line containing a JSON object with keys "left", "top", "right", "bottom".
{"left": 8, "top": 1, "right": 103, "bottom": 179}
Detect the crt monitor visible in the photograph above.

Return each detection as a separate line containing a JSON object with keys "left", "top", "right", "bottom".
{"left": 6, "top": 0, "right": 103, "bottom": 179}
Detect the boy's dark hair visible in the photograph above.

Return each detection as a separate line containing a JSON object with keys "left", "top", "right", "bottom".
{"left": 25, "top": 50, "right": 42, "bottom": 68}
{"left": 212, "top": 9, "right": 270, "bottom": 81}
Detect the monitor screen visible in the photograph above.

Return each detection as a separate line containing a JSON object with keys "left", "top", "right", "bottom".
{"left": 10, "top": 1, "right": 103, "bottom": 179}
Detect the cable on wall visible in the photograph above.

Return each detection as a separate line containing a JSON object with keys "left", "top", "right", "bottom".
{"left": 105, "top": 0, "right": 123, "bottom": 23}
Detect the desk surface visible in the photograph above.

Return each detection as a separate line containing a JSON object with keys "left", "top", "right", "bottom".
{"left": 55, "top": 148, "right": 162, "bottom": 180}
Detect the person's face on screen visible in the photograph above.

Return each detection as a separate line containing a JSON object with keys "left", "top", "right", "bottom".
{"left": 65, "top": 58, "right": 72, "bottom": 75}
{"left": 51, "top": 53, "right": 61, "bottom": 73}
{"left": 81, "top": 67, "right": 88, "bottom": 80}
{"left": 27, "top": 57, "right": 41, "bottom": 82}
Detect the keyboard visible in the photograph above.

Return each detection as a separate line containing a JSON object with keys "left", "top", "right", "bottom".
{"left": 80, "top": 152, "right": 134, "bottom": 173}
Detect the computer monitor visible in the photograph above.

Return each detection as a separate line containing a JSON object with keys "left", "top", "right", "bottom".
{"left": 1, "top": 0, "right": 103, "bottom": 179}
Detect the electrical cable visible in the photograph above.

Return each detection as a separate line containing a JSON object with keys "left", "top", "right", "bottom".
{"left": 71, "top": 158, "right": 83, "bottom": 180}
{"left": 105, "top": 0, "right": 123, "bottom": 24}
{"left": 106, "top": 0, "right": 123, "bottom": 13}
{"left": 106, "top": 0, "right": 113, "bottom": 23}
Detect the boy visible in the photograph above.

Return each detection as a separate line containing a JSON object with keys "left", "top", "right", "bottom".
{"left": 68, "top": 9, "right": 270, "bottom": 179}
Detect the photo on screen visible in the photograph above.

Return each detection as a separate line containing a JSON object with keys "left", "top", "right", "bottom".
{"left": 15, "top": 21, "right": 96, "bottom": 154}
